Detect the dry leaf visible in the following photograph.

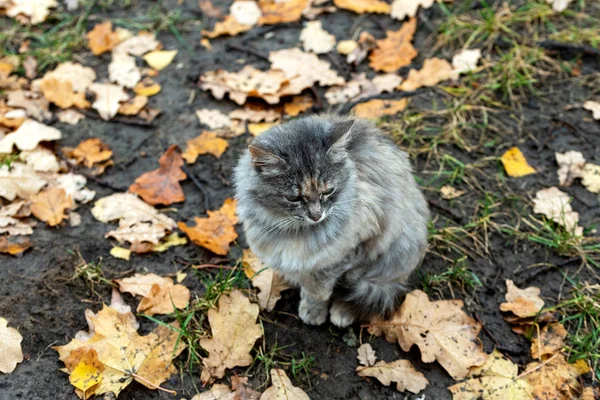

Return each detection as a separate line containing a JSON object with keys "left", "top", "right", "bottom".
{"left": 0, "top": 201, "right": 33, "bottom": 236}
{"left": 524, "top": 354, "right": 589, "bottom": 400}
{"left": 68, "top": 138, "right": 113, "bottom": 170}
{"left": 20, "top": 146, "right": 60, "bottom": 172}
{"left": 38, "top": 61, "right": 96, "bottom": 93}
{"left": 52, "top": 173, "right": 95, "bottom": 204}
{"left": 129, "top": 145, "right": 187, "bottom": 206}
{"left": 143, "top": 50, "right": 177, "bottom": 71}
{"left": 260, "top": 369, "right": 309, "bottom": 400}
{"left": 57, "top": 110, "right": 84, "bottom": 125}
{"left": 231, "top": 0, "right": 262, "bottom": 25}
{"left": 108, "top": 52, "right": 141, "bottom": 88}
{"left": 192, "top": 384, "right": 235, "bottom": 400}
{"left": 391, "top": 0, "right": 434, "bottom": 20}
{"left": 581, "top": 163, "right": 600, "bottom": 193}
{"left": 40, "top": 77, "right": 89, "bottom": 109}
{"left": 546, "top": 0, "right": 574, "bottom": 12}
{"left": 133, "top": 77, "right": 161, "bottom": 97}
{"left": 152, "top": 232, "right": 187, "bottom": 252}
{"left": 302, "top": 0, "right": 336, "bottom": 19}
{"left": 116, "top": 273, "right": 190, "bottom": 316}
{"left": 326, "top": 73, "right": 401, "bottom": 105}
{"left": 499, "top": 280, "right": 545, "bottom": 318}
{"left": 258, "top": 0, "right": 308, "bottom": 25}
{"left": 581, "top": 387, "right": 599, "bottom": 400}
{"left": 284, "top": 95, "right": 314, "bottom": 116}
{"left": 200, "top": 290, "right": 263, "bottom": 383}
{"left": 357, "top": 343, "right": 377, "bottom": 367}
{"left": 198, "top": 0, "right": 223, "bottom": 18}
{"left": 0, "top": 162, "right": 47, "bottom": 201}
{"left": 583, "top": 101, "right": 600, "bottom": 120}
{"left": 0, "top": 119, "right": 61, "bottom": 153}
{"left": 0, "top": 235, "right": 32, "bottom": 256}
{"left": 556, "top": 151, "right": 585, "bottom": 186}
{"left": 182, "top": 131, "right": 229, "bottom": 163}
{"left": 23, "top": 56, "right": 37, "bottom": 79}
{"left": 89, "top": 83, "right": 129, "bottom": 120}
{"left": 452, "top": 49, "right": 482, "bottom": 75}
{"left": 202, "top": 15, "right": 253, "bottom": 39}
{"left": 248, "top": 122, "right": 277, "bottom": 136}
{"left": 334, "top": 0, "right": 390, "bottom": 14}
{"left": 500, "top": 147, "right": 537, "bottom": 178}
{"left": 196, "top": 109, "right": 231, "bottom": 129}
{"left": 440, "top": 185, "right": 465, "bottom": 200}
{"left": 448, "top": 349, "right": 533, "bottom": 400}
{"left": 5, "top": 0, "right": 57, "bottom": 24}
{"left": 118, "top": 95, "right": 148, "bottom": 115}
{"left": 368, "top": 289, "right": 486, "bottom": 380}
{"left": 229, "top": 106, "right": 281, "bottom": 123}
{"left": 337, "top": 40, "right": 358, "bottom": 55}
{"left": 353, "top": 99, "right": 408, "bottom": 119}
{"left": 87, "top": 21, "right": 121, "bottom": 55}
{"left": 533, "top": 187, "right": 582, "bottom": 235}
{"left": 357, "top": 359, "right": 429, "bottom": 394}
{"left": 347, "top": 32, "right": 376, "bottom": 65}
{"left": 0, "top": 317, "right": 24, "bottom": 373}
{"left": 113, "top": 33, "right": 159, "bottom": 57}
{"left": 110, "top": 246, "right": 131, "bottom": 260}
{"left": 54, "top": 302, "right": 185, "bottom": 397}
{"left": 300, "top": 20, "right": 336, "bottom": 54}
{"left": 531, "top": 323, "right": 567, "bottom": 359}
{"left": 399, "top": 57, "right": 455, "bottom": 91}
{"left": 7, "top": 90, "right": 51, "bottom": 121}
{"left": 243, "top": 249, "right": 291, "bottom": 311}
{"left": 178, "top": 198, "right": 238, "bottom": 256}
{"left": 92, "top": 193, "right": 177, "bottom": 245}
{"left": 369, "top": 18, "right": 417, "bottom": 73}
{"left": 30, "top": 187, "right": 74, "bottom": 227}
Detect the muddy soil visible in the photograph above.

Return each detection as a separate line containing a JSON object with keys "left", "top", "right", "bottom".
{"left": 1, "top": 1, "right": 599, "bottom": 399}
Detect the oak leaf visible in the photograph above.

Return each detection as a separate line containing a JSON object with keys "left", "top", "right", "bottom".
{"left": 0, "top": 317, "right": 24, "bottom": 373}
{"left": 258, "top": 0, "right": 308, "bottom": 25}
{"left": 300, "top": 21, "right": 336, "bottom": 54}
{"left": 0, "top": 235, "right": 32, "bottom": 256}
{"left": 582, "top": 163, "right": 600, "bottom": 193}
{"left": 531, "top": 323, "right": 567, "bottom": 359}
{"left": 0, "top": 119, "right": 61, "bottom": 153}
{"left": 391, "top": 0, "right": 434, "bottom": 20}
{"left": 524, "top": 354, "right": 589, "bottom": 400}
{"left": 68, "top": 138, "right": 113, "bottom": 170}
{"left": 6, "top": 90, "right": 51, "bottom": 121}
{"left": 532, "top": 187, "right": 582, "bottom": 235}
{"left": 40, "top": 77, "right": 89, "bottom": 109}
{"left": 183, "top": 131, "right": 229, "bottom": 163}
{"left": 261, "top": 369, "right": 309, "bottom": 400}
{"left": 200, "top": 290, "right": 263, "bottom": 383}
{"left": 143, "top": 50, "right": 177, "bottom": 71}
{"left": 333, "top": 0, "right": 390, "bottom": 14}
{"left": 89, "top": 83, "right": 129, "bottom": 120}
{"left": 178, "top": 198, "right": 238, "bottom": 255}
{"left": 38, "top": 61, "right": 96, "bottom": 93}
{"left": 357, "top": 359, "right": 428, "bottom": 393}
{"left": 556, "top": 151, "right": 585, "bottom": 187}
{"left": 353, "top": 99, "right": 408, "bottom": 119}
{"left": 369, "top": 18, "right": 417, "bottom": 72}
{"left": 368, "top": 289, "right": 486, "bottom": 380}
{"left": 202, "top": 15, "right": 253, "bottom": 39}
{"left": 243, "top": 249, "right": 291, "bottom": 311}
{"left": 30, "top": 187, "right": 74, "bottom": 226}
{"left": 500, "top": 147, "right": 537, "bottom": 178}
{"left": 116, "top": 273, "right": 190, "bottom": 316}
{"left": 357, "top": 343, "right": 377, "bottom": 367}
{"left": 0, "top": 162, "right": 47, "bottom": 201}
{"left": 87, "top": 21, "right": 121, "bottom": 55}
{"left": 5, "top": 0, "right": 57, "bottom": 24}
{"left": 499, "top": 280, "right": 545, "bottom": 318}
{"left": 399, "top": 57, "right": 456, "bottom": 91}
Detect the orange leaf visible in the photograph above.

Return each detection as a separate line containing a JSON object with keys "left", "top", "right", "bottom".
{"left": 258, "top": 0, "right": 308, "bottom": 25}
{"left": 369, "top": 18, "right": 418, "bottom": 73}
{"left": 69, "top": 138, "right": 113, "bottom": 169}
{"left": 284, "top": 95, "right": 314, "bottom": 117}
{"left": 133, "top": 78, "right": 161, "bottom": 97}
{"left": 399, "top": 57, "right": 455, "bottom": 91}
{"left": 333, "top": 0, "right": 390, "bottom": 14}
{"left": 40, "top": 77, "right": 89, "bottom": 109}
{"left": 353, "top": 99, "right": 408, "bottom": 119}
{"left": 182, "top": 131, "right": 229, "bottom": 163}
{"left": 118, "top": 95, "right": 148, "bottom": 115}
{"left": 202, "top": 15, "right": 253, "bottom": 39}
{"left": 129, "top": 145, "right": 187, "bottom": 206}
{"left": 178, "top": 198, "right": 238, "bottom": 256}
{"left": 0, "top": 235, "right": 32, "bottom": 256}
{"left": 87, "top": 21, "right": 121, "bottom": 56}
{"left": 30, "top": 187, "right": 74, "bottom": 226}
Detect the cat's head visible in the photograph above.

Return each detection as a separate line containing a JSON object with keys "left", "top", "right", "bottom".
{"left": 244, "top": 117, "right": 357, "bottom": 226}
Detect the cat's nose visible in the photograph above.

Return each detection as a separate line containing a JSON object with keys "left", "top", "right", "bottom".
{"left": 309, "top": 213, "right": 322, "bottom": 222}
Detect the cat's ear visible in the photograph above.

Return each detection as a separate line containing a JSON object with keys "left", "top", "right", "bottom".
{"left": 328, "top": 119, "right": 355, "bottom": 158}
{"left": 249, "top": 144, "right": 285, "bottom": 173}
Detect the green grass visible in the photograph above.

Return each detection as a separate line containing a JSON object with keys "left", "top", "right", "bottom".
{"left": 550, "top": 26, "right": 600, "bottom": 48}
{"left": 69, "top": 253, "right": 114, "bottom": 298}
{"left": 421, "top": 256, "right": 482, "bottom": 298}
{"left": 0, "top": 153, "right": 19, "bottom": 169}
{"left": 251, "top": 341, "right": 315, "bottom": 388}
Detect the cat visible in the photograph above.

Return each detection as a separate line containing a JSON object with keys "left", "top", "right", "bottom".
{"left": 234, "top": 115, "right": 429, "bottom": 327}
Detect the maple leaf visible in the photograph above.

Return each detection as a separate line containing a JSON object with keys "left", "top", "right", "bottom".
{"left": 499, "top": 279, "right": 545, "bottom": 318}
{"left": 243, "top": 249, "right": 291, "bottom": 311}
{"left": 178, "top": 198, "right": 238, "bottom": 256}
{"left": 369, "top": 18, "right": 417, "bottom": 72}
{"left": 582, "top": 163, "right": 600, "bottom": 193}
{"left": 116, "top": 273, "right": 190, "bottom": 316}
{"left": 531, "top": 323, "right": 567, "bottom": 359}
{"left": 5, "top": 0, "right": 58, "bottom": 25}
{"left": 333, "top": 0, "right": 390, "bottom": 14}
{"left": 202, "top": 15, "right": 253, "bottom": 39}
{"left": 258, "top": 0, "right": 308, "bottom": 25}
{"left": 38, "top": 61, "right": 96, "bottom": 93}
{"left": 368, "top": 289, "right": 486, "bottom": 380}
{"left": 448, "top": 349, "right": 533, "bottom": 400}
{"left": 183, "top": 131, "right": 229, "bottom": 163}
{"left": 556, "top": 151, "right": 586, "bottom": 187}
{"left": 89, "top": 83, "right": 130, "bottom": 120}
{"left": 87, "top": 21, "right": 121, "bottom": 55}
{"left": 118, "top": 95, "right": 148, "bottom": 115}
{"left": 0, "top": 235, "right": 32, "bottom": 256}
{"left": 66, "top": 348, "right": 104, "bottom": 396}
{"left": 524, "top": 353, "right": 589, "bottom": 400}
{"left": 129, "top": 145, "right": 187, "bottom": 206}
{"left": 532, "top": 187, "right": 582, "bottom": 236}
{"left": 399, "top": 57, "right": 456, "bottom": 91}
{"left": 55, "top": 302, "right": 185, "bottom": 397}
{"left": 500, "top": 147, "right": 537, "bottom": 178}
{"left": 0, "top": 317, "right": 24, "bottom": 373}
{"left": 390, "top": 0, "right": 434, "bottom": 20}
{"left": 30, "top": 187, "right": 74, "bottom": 226}
{"left": 200, "top": 290, "right": 263, "bottom": 383}
{"left": 353, "top": 99, "right": 408, "bottom": 119}
{"left": 92, "top": 193, "right": 177, "bottom": 245}
{"left": 300, "top": 21, "right": 336, "bottom": 54}
{"left": 261, "top": 369, "right": 309, "bottom": 400}
{"left": 284, "top": 95, "right": 314, "bottom": 116}
{"left": 108, "top": 52, "right": 141, "bottom": 89}
{"left": 40, "top": 77, "right": 89, "bottom": 109}
{"left": 143, "top": 50, "right": 177, "bottom": 71}
{"left": 0, "top": 162, "right": 47, "bottom": 201}
{"left": 0, "top": 119, "right": 61, "bottom": 153}
{"left": 68, "top": 138, "right": 113, "bottom": 171}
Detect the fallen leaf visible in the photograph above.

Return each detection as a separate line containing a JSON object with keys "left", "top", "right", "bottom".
{"left": 118, "top": 95, "right": 148, "bottom": 115}
{"left": 196, "top": 109, "right": 232, "bottom": 129}
{"left": 133, "top": 77, "right": 161, "bottom": 97}
{"left": 581, "top": 387, "right": 599, "bottom": 400}
{"left": 440, "top": 185, "right": 466, "bottom": 200}
{"left": 326, "top": 73, "right": 401, "bottom": 105}
{"left": 0, "top": 108, "right": 26, "bottom": 129}
{"left": 500, "top": 147, "right": 537, "bottom": 178}
{"left": 353, "top": 99, "right": 408, "bottom": 118}
{"left": 556, "top": 151, "right": 586, "bottom": 186}
{"left": 92, "top": 193, "right": 177, "bottom": 245}
{"left": 0, "top": 317, "right": 24, "bottom": 373}
{"left": 581, "top": 163, "right": 600, "bottom": 193}
{"left": 108, "top": 52, "right": 141, "bottom": 88}
{"left": 7, "top": 90, "right": 51, "bottom": 121}
{"left": 53, "top": 173, "right": 96, "bottom": 204}
{"left": 499, "top": 280, "right": 545, "bottom": 318}
{"left": 30, "top": 187, "right": 74, "bottom": 227}
{"left": 284, "top": 95, "right": 314, "bottom": 116}
{"left": 532, "top": 187, "right": 582, "bottom": 235}
{"left": 261, "top": 369, "right": 309, "bottom": 400}
{"left": 87, "top": 21, "right": 121, "bottom": 55}
{"left": 200, "top": 290, "right": 263, "bottom": 383}
{"left": 89, "top": 83, "right": 129, "bottom": 120}
{"left": 334, "top": 0, "right": 390, "bottom": 14}
{"left": 0, "top": 200, "right": 33, "bottom": 236}
{"left": 143, "top": 50, "right": 177, "bottom": 71}
{"left": 248, "top": 122, "right": 277, "bottom": 136}
{"left": 23, "top": 55, "right": 37, "bottom": 79}
{"left": 110, "top": 246, "right": 131, "bottom": 260}
{"left": 357, "top": 343, "right": 377, "bottom": 367}
{"left": 20, "top": 146, "right": 60, "bottom": 172}
{"left": 40, "top": 77, "right": 89, "bottom": 109}
{"left": 229, "top": 106, "right": 281, "bottom": 123}
{"left": 192, "top": 384, "right": 235, "bottom": 400}
{"left": 0, "top": 235, "right": 32, "bottom": 256}
{"left": 116, "top": 273, "right": 190, "bottom": 316}
{"left": 129, "top": 145, "right": 187, "bottom": 206}
{"left": 113, "top": 33, "right": 159, "bottom": 57}
{"left": 302, "top": 0, "right": 336, "bottom": 19}
{"left": 452, "top": 49, "right": 482, "bottom": 75}
{"left": 357, "top": 359, "right": 429, "bottom": 394}
{"left": 337, "top": 40, "right": 358, "bottom": 55}
{"left": 531, "top": 323, "right": 567, "bottom": 359}
{"left": 369, "top": 18, "right": 418, "bottom": 73}
{"left": 182, "top": 131, "right": 229, "bottom": 163}
{"left": 152, "top": 232, "right": 187, "bottom": 253}
{"left": 231, "top": 0, "right": 262, "bottom": 25}
{"left": 202, "top": 15, "right": 253, "bottom": 39}
{"left": 0, "top": 119, "right": 61, "bottom": 153}
{"left": 5, "top": 0, "right": 57, "bottom": 24}
{"left": 524, "top": 354, "right": 589, "bottom": 400}
{"left": 198, "top": 0, "right": 223, "bottom": 18}
{"left": 448, "top": 349, "right": 533, "bottom": 400}
{"left": 583, "top": 100, "right": 600, "bottom": 120}
{"left": 57, "top": 110, "right": 85, "bottom": 125}
{"left": 37, "top": 61, "right": 96, "bottom": 93}
{"left": 0, "top": 162, "right": 47, "bottom": 201}
{"left": 300, "top": 20, "right": 336, "bottom": 54}
{"left": 391, "top": 0, "right": 434, "bottom": 20}
{"left": 243, "top": 249, "right": 291, "bottom": 311}
{"left": 368, "top": 289, "right": 486, "bottom": 380}
{"left": 68, "top": 348, "right": 104, "bottom": 394}
{"left": 68, "top": 138, "right": 113, "bottom": 171}
{"left": 54, "top": 302, "right": 185, "bottom": 397}
{"left": 258, "top": 0, "right": 308, "bottom": 25}
{"left": 546, "top": 0, "right": 574, "bottom": 13}
{"left": 178, "top": 198, "right": 238, "bottom": 256}
{"left": 399, "top": 57, "right": 455, "bottom": 91}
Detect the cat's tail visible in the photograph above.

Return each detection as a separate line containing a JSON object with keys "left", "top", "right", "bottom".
{"left": 344, "top": 278, "right": 409, "bottom": 319}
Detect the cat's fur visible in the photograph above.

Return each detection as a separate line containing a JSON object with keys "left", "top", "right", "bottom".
{"left": 234, "top": 115, "right": 429, "bottom": 327}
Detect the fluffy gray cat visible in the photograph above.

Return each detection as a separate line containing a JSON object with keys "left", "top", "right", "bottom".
{"left": 234, "top": 115, "right": 429, "bottom": 327}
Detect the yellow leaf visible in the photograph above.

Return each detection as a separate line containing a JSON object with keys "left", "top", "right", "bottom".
{"left": 353, "top": 99, "right": 408, "bottom": 119}
{"left": 153, "top": 232, "right": 187, "bottom": 252}
{"left": 531, "top": 323, "right": 567, "bottom": 359}
{"left": 110, "top": 246, "right": 131, "bottom": 261}
{"left": 369, "top": 18, "right": 417, "bottom": 73}
{"left": 182, "top": 131, "right": 229, "bottom": 162}
{"left": 116, "top": 273, "right": 190, "bottom": 316}
{"left": 69, "top": 348, "right": 104, "bottom": 392}
{"left": 243, "top": 249, "right": 291, "bottom": 311}
{"left": 333, "top": 0, "right": 390, "bottom": 14}
{"left": 499, "top": 279, "right": 544, "bottom": 318}
{"left": 500, "top": 147, "right": 536, "bottom": 178}
{"left": 143, "top": 50, "right": 177, "bottom": 71}
{"left": 248, "top": 122, "right": 277, "bottom": 136}
{"left": 87, "top": 21, "right": 121, "bottom": 56}
{"left": 524, "top": 354, "right": 590, "bottom": 400}
{"left": 133, "top": 78, "right": 161, "bottom": 97}
{"left": 30, "top": 187, "right": 74, "bottom": 227}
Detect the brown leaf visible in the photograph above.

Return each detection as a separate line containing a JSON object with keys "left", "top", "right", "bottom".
{"left": 198, "top": 0, "right": 223, "bottom": 18}
{"left": 531, "top": 323, "right": 567, "bottom": 359}
{"left": 202, "top": 15, "right": 253, "bottom": 39}
{"left": 30, "top": 187, "right": 74, "bottom": 226}
{"left": 369, "top": 18, "right": 418, "bottom": 72}
{"left": 368, "top": 289, "right": 486, "bottom": 380}
{"left": 357, "top": 359, "right": 428, "bottom": 394}
{"left": 499, "top": 279, "right": 545, "bottom": 318}
{"left": 66, "top": 138, "right": 113, "bottom": 176}
{"left": 0, "top": 235, "right": 32, "bottom": 256}
{"left": 399, "top": 57, "right": 455, "bottom": 91}
{"left": 353, "top": 99, "right": 408, "bottom": 118}
{"left": 40, "top": 77, "right": 89, "bottom": 109}
{"left": 129, "top": 145, "right": 187, "bottom": 206}
{"left": 243, "top": 249, "right": 291, "bottom": 311}
{"left": 524, "top": 354, "right": 590, "bottom": 400}
{"left": 116, "top": 273, "right": 190, "bottom": 316}
{"left": 200, "top": 290, "right": 263, "bottom": 383}
{"left": 87, "top": 21, "right": 121, "bottom": 56}
{"left": 334, "top": 0, "right": 390, "bottom": 14}
{"left": 261, "top": 369, "right": 310, "bottom": 400}
{"left": 178, "top": 198, "right": 238, "bottom": 256}
{"left": 0, "top": 318, "right": 24, "bottom": 373}
{"left": 284, "top": 95, "right": 314, "bottom": 116}
{"left": 182, "top": 131, "right": 229, "bottom": 163}
{"left": 258, "top": 0, "right": 308, "bottom": 25}
{"left": 118, "top": 95, "right": 148, "bottom": 115}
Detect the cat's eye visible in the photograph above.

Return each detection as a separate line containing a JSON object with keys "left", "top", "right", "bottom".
{"left": 322, "top": 187, "right": 335, "bottom": 197}
{"left": 285, "top": 195, "right": 302, "bottom": 203}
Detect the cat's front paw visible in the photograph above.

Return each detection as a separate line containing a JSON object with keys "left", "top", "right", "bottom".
{"left": 298, "top": 298, "right": 328, "bottom": 326}
{"left": 329, "top": 300, "right": 356, "bottom": 328}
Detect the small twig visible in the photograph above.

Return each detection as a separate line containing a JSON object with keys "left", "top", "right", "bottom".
{"left": 181, "top": 165, "right": 211, "bottom": 211}
{"left": 131, "top": 372, "right": 177, "bottom": 395}
{"left": 80, "top": 110, "right": 157, "bottom": 128}
{"left": 226, "top": 43, "right": 270, "bottom": 61}
{"left": 515, "top": 353, "right": 559, "bottom": 380}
